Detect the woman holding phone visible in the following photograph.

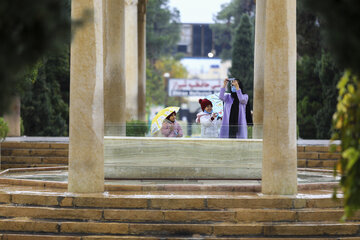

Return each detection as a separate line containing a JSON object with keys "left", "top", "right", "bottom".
{"left": 219, "top": 78, "right": 249, "bottom": 139}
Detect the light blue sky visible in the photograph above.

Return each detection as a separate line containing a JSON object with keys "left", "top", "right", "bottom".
{"left": 168, "top": 0, "right": 231, "bottom": 24}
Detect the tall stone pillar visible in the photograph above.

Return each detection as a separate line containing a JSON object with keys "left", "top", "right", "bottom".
{"left": 3, "top": 96, "right": 21, "bottom": 137}
{"left": 137, "top": 0, "right": 147, "bottom": 121}
{"left": 262, "top": 0, "right": 297, "bottom": 195}
{"left": 125, "top": 0, "right": 139, "bottom": 121}
{"left": 253, "top": 0, "right": 266, "bottom": 139}
{"left": 104, "top": 0, "right": 126, "bottom": 136}
{"left": 68, "top": 0, "right": 105, "bottom": 193}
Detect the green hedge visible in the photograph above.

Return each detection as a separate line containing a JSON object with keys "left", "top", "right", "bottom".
{"left": 126, "top": 120, "right": 148, "bottom": 137}
{"left": 0, "top": 118, "right": 9, "bottom": 141}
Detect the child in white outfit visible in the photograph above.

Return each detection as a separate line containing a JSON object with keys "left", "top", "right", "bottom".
{"left": 196, "top": 98, "right": 222, "bottom": 138}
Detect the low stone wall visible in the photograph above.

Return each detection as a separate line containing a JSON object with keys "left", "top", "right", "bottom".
{"left": 297, "top": 145, "right": 341, "bottom": 169}
{"left": 104, "top": 137, "right": 263, "bottom": 179}
{"left": 0, "top": 142, "right": 68, "bottom": 170}
{"left": 1, "top": 139, "right": 341, "bottom": 172}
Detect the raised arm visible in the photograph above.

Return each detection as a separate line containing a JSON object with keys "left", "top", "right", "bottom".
{"left": 232, "top": 80, "right": 248, "bottom": 104}
{"left": 236, "top": 89, "right": 248, "bottom": 105}
{"left": 219, "top": 79, "right": 228, "bottom": 101}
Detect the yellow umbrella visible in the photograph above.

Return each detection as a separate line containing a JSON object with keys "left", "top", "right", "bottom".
{"left": 151, "top": 106, "right": 180, "bottom": 135}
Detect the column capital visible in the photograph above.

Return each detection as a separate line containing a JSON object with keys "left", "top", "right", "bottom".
{"left": 125, "top": 0, "right": 138, "bottom": 6}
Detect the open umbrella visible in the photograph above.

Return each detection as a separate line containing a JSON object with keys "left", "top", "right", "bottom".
{"left": 205, "top": 94, "right": 223, "bottom": 118}
{"left": 151, "top": 106, "right": 180, "bottom": 135}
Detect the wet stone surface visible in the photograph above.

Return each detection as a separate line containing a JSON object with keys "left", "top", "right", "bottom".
{"left": 0, "top": 169, "right": 339, "bottom": 185}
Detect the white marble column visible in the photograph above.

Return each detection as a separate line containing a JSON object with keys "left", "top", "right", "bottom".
{"left": 262, "top": 0, "right": 297, "bottom": 195}
{"left": 125, "top": 0, "right": 139, "bottom": 121}
{"left": 252, "top": 0, "right": 266, "bottom": 139}
{"left": 137, "top": 0, "right": 146, "bottom": 121}
{"left": 3, "top": 96, "right": 21, "bottom": 137}
{"left": 104, "top": 0, "right": 126, "bottom": 136}
{"left": 68, "top": 0, "right": 105, "bottom": 193}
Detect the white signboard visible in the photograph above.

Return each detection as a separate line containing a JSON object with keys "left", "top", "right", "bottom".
{"left": 168, "top": 78, "right": 222, "bottom": 97}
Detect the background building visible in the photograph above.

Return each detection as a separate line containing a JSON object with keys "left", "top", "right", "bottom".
{"left": 176, "top": 23, "right": 223, "bottom": 58}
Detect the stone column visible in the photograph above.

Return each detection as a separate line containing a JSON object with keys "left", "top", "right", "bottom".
{"left": 125, "top": 0, "right": 139, "bottom": 121}
{"left": 252, "top": 0, "right": 266, "bottom": 139}
{"left": 262, "top": 0, "right": 297, "bottom": 195}
{"left": 3, "top": 96, "right": 21, "bottom": 137}
{"left": 68, "top": 0, "right": 105, "bottom": 193}
{"left": 104, "top": 0, "right": 126, "bottom": 136}
{"left": 137, "top": 0, "right": 146, "bottom": 121}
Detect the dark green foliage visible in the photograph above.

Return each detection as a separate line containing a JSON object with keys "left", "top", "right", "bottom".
{"left": 146, "top": 0, "right": 184, "bottom": 108}
{"left": 0, "top": 0, "right": 71, "bottom": 114}
{"left": 0, "top": 117, "right": 9, "bottom": 141}
{"left": 296, "top": 2, "right": 342, "bottom": 139}
{"left": 296, "top": 56, "right": 322, "bottom": 139}
{"left": 303, "top": 0, "right": 360, "bottom": 76}
{"left": 314, "top": 52, "right": 342, "bottom": 139}
{"left": 297, "top": 0, "right": 322, "bottom": 58}
{"left": 146, "top": 62, "right": 165, "bottom": 106}
{"left": 297, "top": 53, "right": 342, "bottom": 139}
{"left": 230, "top": 14, "right": 254, "bottom": 106}
{"left": 126, "top": 120, "right": 148, "bottom": 137}
{"left": 146, "top": 0, "right": 180, "bottom": 62}
{"left": 303, "top": 0, "right": 360, "bottom": 217}
{"left": 211, "top": 0, "right": 255, "bottom": 60}
{"left": 21, "top": 53, "right": 69, "bottom": 136}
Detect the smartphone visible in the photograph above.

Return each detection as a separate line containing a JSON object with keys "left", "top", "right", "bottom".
{"left": 226, "top": 78, "right": 235, "bottom": 92}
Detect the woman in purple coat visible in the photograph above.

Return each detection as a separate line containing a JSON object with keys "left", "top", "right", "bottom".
{"left": 219, "top": 78, "right": 250, "bottom": 139}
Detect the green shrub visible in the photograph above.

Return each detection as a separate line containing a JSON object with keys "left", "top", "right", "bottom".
{"left": 332, "top": 71, "right": 360, "bottom": 219}
{"left": 247, "top": 126, "right": 253, "bottom": 139}
{"left": 126, "top": 120, "right": 148, "bottom": 137}
{"left": 20, "top": 117, "right": 24, "bottom": 136}
{"left": 0, "top": 118, "right": 9, "bottom": 141}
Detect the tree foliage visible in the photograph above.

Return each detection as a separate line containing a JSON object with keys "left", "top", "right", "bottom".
{"left": 21, "top": 51, "right": 69, "bottom": 136}
{"left": 146, "top": 0, "right": 180, "bottom": 62}
{"left": 314, "top": 52, "right": 342, "bottom": 139}
{"left": 146, "top": 0, "right": 185, "bottom": 109}
{"left": 230, "top": 14, "right": 254, "bottom": 106}
{"left": 296, "top": 56, "right": 321, "bottom": 139}
{"left": 146, "top": 57, "right": 187, "bottom": 107}
{"left": 296, "top": 2, "right": 342, "bottom": 139}
{"left": 303, "top": 0, "right": 360, "bottom": 217}
{"left": 332, "top": 72, "right": 360, "bottom": 218}
{"left": 303, "top": 0, "right": 360, "bottom": 76}
{"left": 0, "top": 118, "right": 9, "bottom": 141}
{"left": 0, "top": 0, "right": 71, "bottom": 115}
{"left": 297, "top": 0, "right": 322, "bottom": 58}
{"left": 211, "top": 0, "right": 255, "bottom": 60}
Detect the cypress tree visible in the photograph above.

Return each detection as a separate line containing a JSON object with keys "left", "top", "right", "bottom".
{"left": 230, "top": 13, "right": 254, "bottom": 106}
{"left": 314, "top": 52, "right": 342, "bottom": 139}
{"left": 21, "top": 53, "right": 69, "bottom": 136}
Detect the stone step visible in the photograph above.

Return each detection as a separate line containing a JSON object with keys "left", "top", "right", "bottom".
{"left": 0, "top": 218, "right": 359, "bottom": 237}
{"left": 0, "top": 192, "right": 344, "bottom": 209}
{"left": 298, "top": 159, "right": 338, "bottom": 168}
{"left": 0, "top": 205, "right": 235, "bottom": 223}
{"left": 1, "top": 142, "right": 68, "bottom": 149}
{"left": 1, "top": 156, "right": 68, "bottom": 164}
{"left": 1, "top": 149, "right": 68, "bottom": 157}
{"left": 1, "top": 163, "right": 64, "bottom": 169}
{"left": 1, "top": 205, "right": 358, "bottom": 223}
{"left": 105, "top": 164, "right": 262, "bottom": 179}
{"left": 3, "top": 234, "right": 360, "bottom": 240}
